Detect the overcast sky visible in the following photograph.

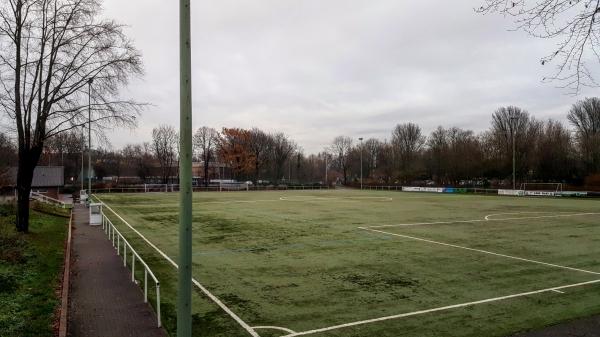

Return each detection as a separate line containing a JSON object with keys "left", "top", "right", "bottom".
{"left": 101, "top": 0, "right": 597, "bottom": 153}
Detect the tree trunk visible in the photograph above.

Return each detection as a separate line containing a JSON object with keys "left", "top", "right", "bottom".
{"left": 16, "top": 153, "right": 37, "bottom": 233}
{"left": 16, "top": 186, "right": 31, "bottom": 233}
{"left": 255, "top": 160, "right": 259, "bottom": 184}
{"left": 343, "top": 166, "right": 348, "bottom": 184}
{"left": 203, "top": 161, "right": 209, "bottom": 187}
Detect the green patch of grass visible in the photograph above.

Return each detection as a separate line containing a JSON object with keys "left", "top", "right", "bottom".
{"left": 0, "top": 204, "right": 68, "bottom": 337}
{"left": 96, "top": 191, "right": 600, "bottom": 337}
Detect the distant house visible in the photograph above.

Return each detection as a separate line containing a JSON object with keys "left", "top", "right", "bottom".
{"left": 6, "top": 166, "right": 65, "bottom": 198}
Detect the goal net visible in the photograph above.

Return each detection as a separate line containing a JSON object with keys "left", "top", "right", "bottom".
{"left": 144, "top": 184, "right": 177, "bottom": 192}
{"left": 519, "top": 183, "right": 562, "bottom": 196}
{"left": 219, "top": 181, "right": 250, "bottom": 192}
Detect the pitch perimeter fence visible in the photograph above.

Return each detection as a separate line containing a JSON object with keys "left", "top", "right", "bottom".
{"left": 363, "top": 185, "right": 600, "bottom": 197}
{"left": 88, "top": 183, "right": 600, "bottom": 198}
{"left": 91, "top": 184, "right": 331, "bottom": 194}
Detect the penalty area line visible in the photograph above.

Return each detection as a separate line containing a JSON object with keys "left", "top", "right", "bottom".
{"left": 252, "top": 326, "right": 297, "bottom": 334}
{"left": 366, "top": 212, "right": 600, "bottom": 229}
{"left": 282, "top": 279, "right": 600, "bottom": 337}
{"left": 360, "top": 227, "right": 600, "bottom": 276}
{"left": 93, "top": 195, "right": 261, "bottom": 337}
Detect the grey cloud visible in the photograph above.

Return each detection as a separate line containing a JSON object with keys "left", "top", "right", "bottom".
{"left": 100, "top": 0, "right": 598, "bottom": 153}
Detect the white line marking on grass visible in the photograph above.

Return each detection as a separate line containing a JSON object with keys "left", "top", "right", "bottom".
{"left": 551, "top": 289, "right": 565, "bottom": 294}
{"left": 281, "top": 279, "right": 600, "bottom": 337}
{"left": 367, "top": 212, "right": 600, "bottom": 229}
{"left": 252, "top": 326, "right": 297, "bottom": 334}
{"left": 93, "top": 195, "right": 261, "bottom": 337}
{"left": 279, "top": 196, "right": 393, "bottom": 202}
{"left": 483, "top": 212, "right": 579, "bottom": 221}
{"left": 204, "top": 199, "right": 280, "bottom": 204}
{"left": 359, "top": 227, "right": 600, "bottom": 276}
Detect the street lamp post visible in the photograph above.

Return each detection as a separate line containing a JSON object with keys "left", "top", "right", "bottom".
{"left": 359, "top": 137, "right": 363, "bottom": 190}
{"left": 87, "top": 78, "right": 93, "bottom": 196}
{"left": 324, "top": 151, "right": 328, "bottom": 187}
{"left": 81, "top": 126, "right": 84, "bottom": 193}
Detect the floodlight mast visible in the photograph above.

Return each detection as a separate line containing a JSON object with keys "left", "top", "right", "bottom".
{"left": 177, "top": 0, "right": 193, "bottom": 336}
{"left": 81, "top": 126, "right": 84, "bottom": 192}
{"left": 87, "top": 78, "right": 93, "bottom": 196}
{"left": 324, "top": 151, "right": 328, "bottom": 187}
{"left": 510, "top": 114, "right": 517, "bottom": 190}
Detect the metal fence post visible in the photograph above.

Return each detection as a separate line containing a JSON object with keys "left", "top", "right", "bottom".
{"left": 144, "top": 269, "right": 148, "bottom": 302}
{"left": 156, "top": 283, "right": 161, "bottom": 328}
{"left": 131, "top": 254, "right": 135, "bottom": 282}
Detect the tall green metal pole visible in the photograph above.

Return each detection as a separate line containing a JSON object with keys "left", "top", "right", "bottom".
{"left": 178, "top": 0, "right": 193, "bottom": 336}
{"left": 81, "top": 126, "right": 84, "bottom": 193}
{"left": 88, "top": 78, "right": 93, "bottom": 195}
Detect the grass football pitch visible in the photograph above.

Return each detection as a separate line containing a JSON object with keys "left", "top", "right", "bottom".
{"left": 95, "top": 189, "right": 600, "bottom": 337}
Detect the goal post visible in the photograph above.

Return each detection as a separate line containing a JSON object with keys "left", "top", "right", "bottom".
{"left": 144, "top": 184, "right": 170, "bottom": 193}
{"left": 218, "top": 181, "right": 250, "bottom": 192}
{"left": 520, "top": 183, "right": 563, "bottom": 196}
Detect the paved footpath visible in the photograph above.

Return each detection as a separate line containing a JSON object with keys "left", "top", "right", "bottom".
{"left": 512, "top": 315, "right": 600, "bottom": 337}
{"left": 68, "top": 204, "right": 168, "bottom": 337}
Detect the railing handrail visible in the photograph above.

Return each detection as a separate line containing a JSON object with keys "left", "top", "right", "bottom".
{"left": 31, "top": 191, "right": 72, "bottom": 208}
{"left": 105, "top": 216, "right": 160, "bottom": 283}
{"left": 101, "top": 210, "right": 161, "bottom": 327}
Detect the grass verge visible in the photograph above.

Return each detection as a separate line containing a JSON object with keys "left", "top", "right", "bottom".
{"left": 0, "top": 203, "right": 69, "bottom": 337}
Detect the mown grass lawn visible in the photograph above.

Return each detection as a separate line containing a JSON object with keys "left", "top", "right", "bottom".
{"left": 0, "top": 203, "right": 69, "bottom": 337}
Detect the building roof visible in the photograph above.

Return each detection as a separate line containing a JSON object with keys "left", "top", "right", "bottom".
{"left": 7, "top": 166, "right": 64, "bottom": 187}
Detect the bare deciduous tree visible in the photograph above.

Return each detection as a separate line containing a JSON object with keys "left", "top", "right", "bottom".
{"left": 363, "top": 138, "right": 381, "bottom": 180}
{"left": 247, "top": 128, "right": 271, "bottom": 183}
{"left": 0, "top": 132, "right": 16, "bottom": 184}
{"left": 271, "top": 133, "right": 296, "bottom": 182}
{"left": 391, "top": 123, "right": 425, "bottom": 181}
{"left": 536, "top": 119, "right": 575, "bottom": 180}
{"left": 193, "top": 126, "right": 218, "bottom": 186}
{"left": 490, "top": 106, "right": 542, "bottom": 181}
{"left": 478, "top": 0, "right": 600, "bottom": 91}
{"left": 0, "top": 0, "right": 143, "bottom": 231}
{"left": 122, "top": 142, "right": 153, "bottom": 182}
{"left": 568, "top": 97, "right": 600, "bottom": 173}
{"left": 330, "top": 135, "right": 353, "bottom": 184}
{"left": 152, "top": 125, "right": 178, "bottom": 184}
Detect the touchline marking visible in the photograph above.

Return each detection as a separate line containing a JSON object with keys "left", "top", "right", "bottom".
{"left": 252, "top": 326, "right": 297, "bottom": 334}
{"left": 367, "top": 212, "right": 600, "bottom": 229}
{"left": 281, "top": 279, "right": 600, "bottom": 337}
{"left": 483, "top": 212, "right": 559, "bottom": 221}
{"left": 93, "top": 195, "right": 261, "bottom": 337}
{"left": 551, "top": 289, "right": 565, "bottom": 294}
{"left": 360, "top": 227, "right": 600, "bottom": 276}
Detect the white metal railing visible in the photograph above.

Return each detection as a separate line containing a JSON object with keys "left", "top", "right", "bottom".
{"left": 30, "top": 191, "right": 73, "bottom": 209}
{"left": 101, "top": 210, "right": 161, "bottom": 327}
